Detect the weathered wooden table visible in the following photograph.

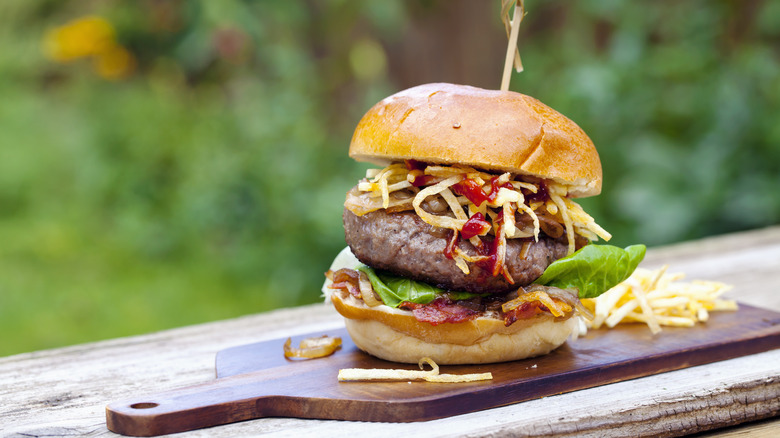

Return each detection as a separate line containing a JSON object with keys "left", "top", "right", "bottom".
{"left": 2, "top": 226, "right": 779, "bottom": 437}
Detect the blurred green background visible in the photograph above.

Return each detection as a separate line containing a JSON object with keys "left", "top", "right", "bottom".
{"left": 1, "top": 0, "right": 778, "bottom": 357}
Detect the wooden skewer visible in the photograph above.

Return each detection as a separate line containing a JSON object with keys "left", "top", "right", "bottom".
{"left": 501, "top": 0, "right": 524, "bottom": 91}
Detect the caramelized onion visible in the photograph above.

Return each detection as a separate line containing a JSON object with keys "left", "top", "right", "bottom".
{"left": 537, "top": 214, "right": 565, "bottom": 238}
{"left": 284, "top": 335, "right": 342, "bottom": 359}
{"left": 345, "top": 186, "right": 415, "bottom": 216}
{"left": 526, "top": 284, "right": 594, "bottom": 321}
{"left": 358, "top": 271, "right": 382, "bottom": 307}
{"left": 502, "top": 287, "right": 571, "bottom": 317}
{"left": 421, "top": 195, "right": 449, "bottom": 214}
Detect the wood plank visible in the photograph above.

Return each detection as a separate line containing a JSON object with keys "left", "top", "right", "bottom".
{"left": 2, "top": 304, "right": 778, "bottom": 437}
{"left": 105, "top": 304, "right": 780, "bottom": 436}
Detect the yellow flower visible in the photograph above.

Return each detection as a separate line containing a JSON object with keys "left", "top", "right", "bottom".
{"left": 44, "top": 16, "right": 116, "bottom": 62}
{"left": 94, "top": 45, "right": 136, "bottom": 80}
{"left": 43, "top": 15, "right": 136, "bottom": 80}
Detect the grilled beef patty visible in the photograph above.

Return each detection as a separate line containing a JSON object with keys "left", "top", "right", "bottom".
{"left": 343, "top": 208, "right": 569, "bottom": 294}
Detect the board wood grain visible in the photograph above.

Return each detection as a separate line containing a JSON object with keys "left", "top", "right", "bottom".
{"left": 105, "top": 304, "right": 780, "bottom": 437}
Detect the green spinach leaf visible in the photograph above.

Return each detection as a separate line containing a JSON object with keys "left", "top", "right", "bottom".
{"left": 356, "top": 265, "right": 488, "bottom": 307}
{"left": 356, "top": 265, "right": 441, "bottom": 307}
{"left": 534, "top": 244, "right": 646, "bottom": 298}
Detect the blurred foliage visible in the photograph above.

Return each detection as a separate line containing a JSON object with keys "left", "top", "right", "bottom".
{"left": 513, "top": 1, "right": 780, "bottom": 248}
{"left": 0, "top": 0, "right": 778, "bottom": 356}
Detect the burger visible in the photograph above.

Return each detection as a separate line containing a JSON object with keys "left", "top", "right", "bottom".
{"left": 323, "top": 83, "right": 644, "bottom": 364}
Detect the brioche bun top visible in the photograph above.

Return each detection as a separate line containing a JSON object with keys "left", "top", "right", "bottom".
{"left": 349, "top": 83, "right": 602, "bottom": 198}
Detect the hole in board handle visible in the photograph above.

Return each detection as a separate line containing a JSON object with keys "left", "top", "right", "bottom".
{"left": 130, "top": 402, "right": 159, "bottom": 409}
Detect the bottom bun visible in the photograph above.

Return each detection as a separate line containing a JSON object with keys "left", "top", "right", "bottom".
{"left": 329, "top": 289, "right": 579, "bottom": 365}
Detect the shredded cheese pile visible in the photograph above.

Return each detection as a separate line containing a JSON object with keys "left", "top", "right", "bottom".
{"left": 582, "top": 266, "right": 738, "bottom": 334}
{"left": 346, "top": 162, "right": 611, "bottom": 276}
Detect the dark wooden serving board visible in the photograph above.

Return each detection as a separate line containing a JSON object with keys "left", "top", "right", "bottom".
{"left": 106, "top": 304, "right": 780, "bottom": 436}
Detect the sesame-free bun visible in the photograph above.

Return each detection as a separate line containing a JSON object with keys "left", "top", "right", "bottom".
{"left": 324, "top": 247, "right": 578, "bottom": 364}
{"left": 349, "top": 83, "right": 602, "bottom": 198}
{"left": 329, "top": 289, "right": 578, "bottom": 364}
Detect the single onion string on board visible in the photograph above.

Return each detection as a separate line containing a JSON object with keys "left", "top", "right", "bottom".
{"left": 338, "top": 357, "right": 493, "bottom": 383}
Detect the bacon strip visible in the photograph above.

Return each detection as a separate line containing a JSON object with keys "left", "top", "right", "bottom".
{"left": 502, "top": 301, "right": 546, "bottom": 326}
{"left": 326, "top": 268, "right": 361, "bottom": 298}
{"left": 400, "top": 298, "right": 480, "bottom": 326}
{"left": 327, "top": 269, "right": 571, "bottom": 328}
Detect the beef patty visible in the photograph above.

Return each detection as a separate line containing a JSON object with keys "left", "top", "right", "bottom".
{"left": 343, "top": 208, "right": 569, "bottom": 294}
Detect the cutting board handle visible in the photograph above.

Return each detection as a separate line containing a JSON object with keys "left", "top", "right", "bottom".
{"left": 106, "top": 356, "right": 390, "bottom": 436}
{"left": 106, "top": 372, "right": 283, "bottom": 436}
